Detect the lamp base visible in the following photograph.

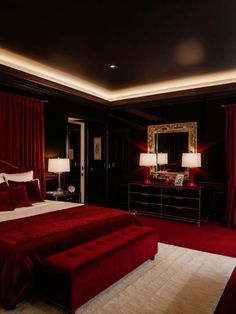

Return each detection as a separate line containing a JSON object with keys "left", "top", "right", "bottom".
{"left": 187, "top": 168, "right": 197, "bottom": 187}
{"left": 186, "top": 181, "right": 197, "bottom": 187}
{"left": 56, "top": 187, "right": 64, "bottom": 195}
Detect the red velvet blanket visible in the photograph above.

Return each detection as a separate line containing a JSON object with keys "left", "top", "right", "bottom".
{"left": 0, "top": 205, "right": 141, "bottom": 309}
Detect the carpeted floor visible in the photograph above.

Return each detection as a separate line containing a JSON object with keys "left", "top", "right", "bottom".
{"left": 138, "top": 216, "right": 236, "bottom": 257}
{"left": 0, "top": 243, "right": 235, "bottom": 314}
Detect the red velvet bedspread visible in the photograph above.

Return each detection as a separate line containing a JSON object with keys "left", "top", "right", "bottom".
{"left": 0, "top": 205, "right": 141, "bottom": 310}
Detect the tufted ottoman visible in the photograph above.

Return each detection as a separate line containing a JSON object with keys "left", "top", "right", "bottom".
{"left": 41, "top": 225, "right": 158, "bottom": 313}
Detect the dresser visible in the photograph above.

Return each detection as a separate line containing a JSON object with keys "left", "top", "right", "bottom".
{"left": 128, "top": 182, "right": 204, "bottom": 225}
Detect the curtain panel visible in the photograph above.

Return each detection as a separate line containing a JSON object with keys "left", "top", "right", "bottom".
{"left": 0, "top": 92, "right": 46, "bottom": 195}
{"left": 225, "top": 105, "right": 236, "bottom": 227}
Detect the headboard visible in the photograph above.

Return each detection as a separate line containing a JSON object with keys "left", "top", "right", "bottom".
{"left": 0, "top": 160, "right": 19, "bottom": 173}
{"left": 0, "top": 160, "right": 35, "bottom": 176}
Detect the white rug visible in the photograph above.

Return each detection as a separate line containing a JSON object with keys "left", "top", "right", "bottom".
{"left": 0, "top": 243, "right": 235, "bottom": 314}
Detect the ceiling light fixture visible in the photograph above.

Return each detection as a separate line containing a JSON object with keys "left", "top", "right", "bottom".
{"left": 109, "top": 64, "right": 118, "bottom": 70}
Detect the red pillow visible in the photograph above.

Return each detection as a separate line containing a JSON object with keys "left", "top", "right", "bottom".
{"left": 8, "top": 179, "right": 44, "bottom": 203}
{"left": 0, "top": 190, "right": 14, "bottom": 211}
{"left": 0, "top": 182, "right": 7, "bottom": 191}
{"left": 9, "top": 184, "right": 32, "bottom": 208}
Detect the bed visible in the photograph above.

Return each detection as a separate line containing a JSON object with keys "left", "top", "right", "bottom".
{"left": 0, "top": 161, "right": 141, "bottom": 310}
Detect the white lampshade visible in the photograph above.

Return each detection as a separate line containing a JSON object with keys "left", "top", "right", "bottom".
{"left": 181, "top": 153, "right": 201, "bottom": 168}
{"left": 48, "top": 158, "right": 70, "bottom": 173}
{"left": 139, "top": 153, "right": 157, "bottom": 166}
{"left": 157, "top": 153, "right": 168, "bottom": 165}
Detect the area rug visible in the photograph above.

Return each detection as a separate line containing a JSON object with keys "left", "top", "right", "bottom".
{"left": 0, "top": 243, "right": 235, "bottom": 314}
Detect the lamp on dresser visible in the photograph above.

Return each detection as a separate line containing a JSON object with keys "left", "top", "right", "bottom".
{"left": 157, "top": 153, "right": 168, "bottom": 171}
{"left": 139, "top": 153, "right": 157, "bottom": 183}
{"left": 48, "top": 158, "right": 70, "bottom": 194}
{"left": 181, "top": 153, "right": 201, "bottom": 187}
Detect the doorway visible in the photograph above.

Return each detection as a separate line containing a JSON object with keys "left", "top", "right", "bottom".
{"left": 67, "top": 117, "right": 85, "bottom": 203}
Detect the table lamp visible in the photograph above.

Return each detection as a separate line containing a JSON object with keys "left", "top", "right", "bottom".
{"left": 157, "top": 153, "right": 168, "bottom": 171}
{"left": 181, "top": 153, "right": 201, "bottom": 186}
{"left": 139, "top": 153, "right": 157, "bottom": 182}
{"left": 48, "top": 158, "right": 70, "bottom": 194}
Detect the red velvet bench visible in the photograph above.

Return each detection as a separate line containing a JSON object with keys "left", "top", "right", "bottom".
{"left": 42, "top": 225, "right": 158, "bottom": 313}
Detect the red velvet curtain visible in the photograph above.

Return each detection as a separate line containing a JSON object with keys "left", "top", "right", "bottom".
{"left": 0, "top": 92, "right": 46, "bottom": 195}
{"left": 225, "top": 105, "right": 236, "bottom": 227}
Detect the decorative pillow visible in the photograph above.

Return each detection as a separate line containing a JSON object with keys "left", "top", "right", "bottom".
{"left": 0, "top": 182, "right": 8, "bottom": 191}
{"left": 8, "top": 179, "right": 44, "bottom": 203}
{"left": 0, "top": 190, "right": 14, "bottom": 211}
{"left": 0, "top": 173, "right": 4, "bottom": 184}
{"left": 9, "top": 184, "right": 32, "bottom": 208}
{"left": 4, "top": 171, "right": 34, "bottom": 184}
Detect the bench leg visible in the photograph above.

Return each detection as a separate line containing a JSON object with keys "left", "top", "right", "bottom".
{"left": 150, "top": 255, "right": 155, "bottom": 261}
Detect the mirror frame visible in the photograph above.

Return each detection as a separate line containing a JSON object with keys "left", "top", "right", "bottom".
{"left": 147, "top": 122, "right": 197, "bottom": 179}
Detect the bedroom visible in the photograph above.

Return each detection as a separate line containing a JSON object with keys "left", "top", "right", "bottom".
{"left": 1, "top": 1, "right": 236, "bottom": 313}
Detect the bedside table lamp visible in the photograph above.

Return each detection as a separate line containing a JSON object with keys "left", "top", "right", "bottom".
{"left": 157, "top": 153, "right": 168, "bottom": 171}
{"left": 139, "top": 153, "right": 157, "bottom": 182}
{"left": 181, "top": 153, "right": 201, "bottom": 187}
{"left": 48, "top": 158, "right": 70, "bottom": 194}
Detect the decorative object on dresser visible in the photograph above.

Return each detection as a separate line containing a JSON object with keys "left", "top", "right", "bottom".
{"left": 128, "top": 182, "right": 204, "bottom": 226}
{"left": 139, "top": 153, "right": 157, "bottom": 182}
{"left": 182, "top": 152, "right": 201, "bottom": 187}
{"left": 48, "top": 158, "right": 70, "bottom": 194}
{"left": 174, "top": 173, "right": 184, "bottom": 186}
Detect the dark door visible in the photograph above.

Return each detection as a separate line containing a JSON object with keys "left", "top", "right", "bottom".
{"left": 87, "top": 122, "right": 107, "bottom": 205}
{"left": 67, "top": 124, "right": 81, "bottom": 193}
{"left": 108, "top": 128, "right": 130, "bottom": 208}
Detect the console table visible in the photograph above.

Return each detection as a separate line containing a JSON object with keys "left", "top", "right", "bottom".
{"left": 128, "top": 182, "right": 204, "bottom": 226}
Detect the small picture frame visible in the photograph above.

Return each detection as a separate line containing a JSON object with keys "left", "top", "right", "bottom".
{"left": 174, "top": 174, "right": 184, "bottom": 186}
{"left": 93, "top": 137, "right": 102, "bottom": 160}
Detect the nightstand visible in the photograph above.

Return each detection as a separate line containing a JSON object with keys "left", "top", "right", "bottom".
{"left": 46, "top": 191, "right": 80, "bottom": 203}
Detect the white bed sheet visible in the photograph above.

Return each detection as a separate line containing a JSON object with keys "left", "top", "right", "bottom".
{"left": 0, "top": 200, "right": 83, "bottom": 222}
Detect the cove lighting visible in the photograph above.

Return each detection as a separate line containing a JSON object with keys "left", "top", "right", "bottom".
{"left": 0, "top": 48, "right": 108, "bottom": 100}
{"left": 1, "top": 48, "right": 236, "bottom": 103}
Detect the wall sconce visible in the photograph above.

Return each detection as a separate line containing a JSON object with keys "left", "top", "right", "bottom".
{"left": 48, "top": 158, "right": 70, "bottom": 194}
{"left": 181, "top": 153, "right": 201, "bottom": 186}
{"left": 139, "top": 153, "right": 157, "bottom": 182}
{"left": 157, "top": 153, "right": 168, "bottom": 171}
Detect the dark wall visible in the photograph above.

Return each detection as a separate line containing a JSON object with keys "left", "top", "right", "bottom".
{"left": 1, "top": 78, "right": 235, "bottom": 221}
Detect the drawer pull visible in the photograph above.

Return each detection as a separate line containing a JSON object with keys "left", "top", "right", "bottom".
{"left": 176, "top": 206, "right": 184, "bottom": 210}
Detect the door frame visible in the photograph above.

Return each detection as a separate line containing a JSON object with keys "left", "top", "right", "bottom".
{"left": 67, "top": 115, "right": 86, "bottom": 203}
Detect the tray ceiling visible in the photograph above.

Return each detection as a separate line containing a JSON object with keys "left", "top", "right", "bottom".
{"left": 1, "top": 1, "right": 236, "bottom": 102}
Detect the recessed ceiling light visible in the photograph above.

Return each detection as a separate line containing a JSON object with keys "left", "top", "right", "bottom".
{"left": 109, "top": 64, "right": 118, "bottom": 70}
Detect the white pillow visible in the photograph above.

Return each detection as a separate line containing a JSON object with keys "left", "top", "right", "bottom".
{"left": 0, "top": 173, "right": 4, "bottom": 184}
{"left": 3, "top": 171, "right": 34, "bottom": 183}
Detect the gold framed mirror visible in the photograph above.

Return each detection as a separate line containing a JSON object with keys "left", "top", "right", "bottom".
{"left": 147, "top": 122, "right": 197, "bottom": 179}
